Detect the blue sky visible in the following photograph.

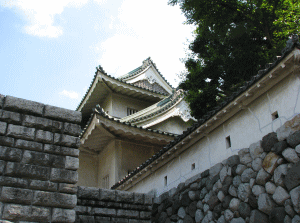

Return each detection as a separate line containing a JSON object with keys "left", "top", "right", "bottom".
{"left": 0, "top": 0, "right": 194, "bottom": 110}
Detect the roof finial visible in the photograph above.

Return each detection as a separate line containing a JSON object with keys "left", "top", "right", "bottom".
{"left": 97, "top": 65, "right": 106, "bottom": 74}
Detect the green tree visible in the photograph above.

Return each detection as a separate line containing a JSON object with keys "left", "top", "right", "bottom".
{"left": 170, "top": 0, "right": 299, "bottom": 119}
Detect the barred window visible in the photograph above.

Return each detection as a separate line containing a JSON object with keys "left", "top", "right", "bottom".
{"left": 102, "top": 175, "right": 109, "bottom": 189}
{"left": 127, "top": 108, "right": 138, "bottom": 116}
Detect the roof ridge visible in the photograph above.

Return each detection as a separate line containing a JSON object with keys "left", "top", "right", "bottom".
{"left": 126, "top": 89, "right": 186, "bottom": 124}
{"left": 76, "top": 65, "right": 170, "bottom": 111}
{"left": 80, "top": 104, "right": 178, "bottom": 139}
{"left": 118, "top": 57, "right": 174, "bottom": 89}
{"left": 111, "top": 34, "right": 300, "bottom": 190}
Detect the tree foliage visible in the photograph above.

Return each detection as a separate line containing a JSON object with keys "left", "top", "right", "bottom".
{"left": 170, "top": 0, "right": 300, "bottom": 119}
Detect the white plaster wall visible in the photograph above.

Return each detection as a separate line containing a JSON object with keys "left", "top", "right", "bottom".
{"left": 151, "top": 117, "right": 194, "bottom": 135}
{"left": 102, "top": 94, "right": 112, "bottom": 115}
{"left": 127, "top": 72, "right": 300, "bottom": 195}
{"left": 111, "top": 94, "right": 153, "bottom": 118}
{"left": 77, "top": 151, "right": 98, "bottom": 187}
{"left": 97, "top": 140, "right": 116, "bottom": 188}
{"left": 117, "top": 141, "right": 161, "bottom": 181}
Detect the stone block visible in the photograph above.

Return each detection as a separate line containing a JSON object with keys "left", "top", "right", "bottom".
{"left": 30, "top": 206, "right": 51, "bottom": 222}
{"left": 0, "top": 136, "right": 14, "bottom": 147}
{"left": 52, "top": 208, "right": 75, "bottom": 222}
{"left": 64, "top": 122, "right": 81, "bottom": 136}
{"left": 140, "top": 211, "right": 151, "bottom": 220}
{"left": 32, "top": 191, "right": 77, "bottom": 208}
{"left": 21, "top": 150, "right": 50, "bottom": 166}
{"left": 52, "top": 120, "right": 63, "bottom": 132}
{"left": 117, "top": 209, "right": 139, "bottom": 218}
{"left": 258, "top": 193, "right": 275, "bottom": 215}
{"left": 274, "top": 164, "right": 288, "bottom": 187}
{"left": 237, "top": 183, "right": 251, "bottom": 202}
{"left": 227, "top": 155, "right": 240, "bottom": 167}
{"left": 269, "top": 207, "right": 285, "bottom": 223}
{"left": 252, "top": 158, "right": 263, "bottom": 172}
{"left": 5, "top": 162, "right": 50, "bottom": 180}
{"left": 272, "top": 186, "right": 290, "bottom": 205}
{"left": 256, "top": 168, "right": 271, "bottom": 185}
{"left": 249, "top": 141, "right": 264, "bottom": 159}
{"left": 252, "top": 185, "right": 265, "bottom": 197}
{"left": 290, "top": 186, "right": 300, "bottom": 214}
{"left": 283, "top": 148, "right": 300, "bottom": 163}
{"left": 144, "top": 194, "right": 153, "bottom": 205}
{"left": 262, "top": 152, "right": 279, "bottom": 174}
{"left": 0, "top": 176, "right": 28, "bottom": 188}
{"left": 2, "top": 204, "right": 31, "bottom": 221}
{"left": 65, "top": 156, "right": 79, "bottom": 170}
{"left": 134, "top": 193, "right": 144, "bottom": 204}
{"left": 284, "top": 162, "right": 300, "bottom": 191}
{"left": 261, "top": 132, "right": 278, "bottom": 152}
{"left": 229, "top": 198, "right": 241, "bottom": 212}
{"left": 23, "top": 115, "right": 54, "bottom": 130}
{"left": 93, "top": 207, "right": 117, "bottom": 216}
{"left": 99, "top": 188, "right": 116, "bottom": 201}
{"left": 0, "top": 121, "right": 6, "bottom": 135}
{"left": 58, "top": 183, "right": 78, "bottom": 194}
{"left": 116, "top": 190, "right": 134, "bottom": 203}
{"left": 54, "top": 134, "right": 78, "bottom": 147}
{"left": 0, "top": 160, "right": 5, "bottom": 174}
{"left": 241, "top": 168, "right": 257, "bottom": 183}
{"left": 209, "top": 163, "right": 223, "bottom": 179}
{"left": 0, "top": 187, "right": 33, "bottom": 204}
{"left": 94, "top": 216, "right": 111, "bottom": 223}
{"left": 0, "top": 146, "right": 22, "bottom": 162}
{"left": 28, "top": 179, "right": 57, "bottom": 192}
{"left": 50, "top": 168, "right": 78, "bottom": 184}
{"left": 236, "top": 164, "right": 247, "bottom": 175}
{"left": 35, "top": 129, "right": 53, "bottom": 143}
{"left": 238, "top": 148, "right": 253, "bottom": 165}
{"left": 265, "top": 182, "right": 276, "bottom": 195}
{"left": 287, "top": 130, "right": 300, "bottom": 148}
{"left": 0, "top": 110, "right": 21, "bottom": 124}
{"left": 0, "top": 95, "right": 4, "bottom": 108}
{"left": 78, "top": 186, "right": 100, "bottom": 199}
{"left": 7, "top": 124, "right": 35, "bottom": 140}
{"left": 111, "top": 217, "right": 129, "bottom": 223}
{"left": 272, "top": 141, "right": 288, "bottom": 155}
{"left": 15, "top": 139, "right": 43, "bottom": 151}
{"left": 4, "top": 96, "right": 44, "bottom": 115}
{"left": 276, "top": 114, "right": 300, "bottom": 141}
{"left": 44, "top": 105, "right": 82, "bottom": 123}
{"left": 44, "top": 144, "right": 79, "bottom": 157}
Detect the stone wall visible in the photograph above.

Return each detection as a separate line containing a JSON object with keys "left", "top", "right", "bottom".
{"left": 75, "top": 187, "right": 153, "bottom": 222}
{"left": 151, "top": 114, "right": 300, "bottom": 223}
{"left": 0, "top": 95, "right": 82, "bottom": 222}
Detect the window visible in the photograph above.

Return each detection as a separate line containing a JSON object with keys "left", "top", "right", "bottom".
{"left": 191, "top": 163, "right": 195, "bottom": 170}
{"left": 226, "top": 136, "right": 231, "bottom": 149}
{"left": 164, "top": 176, "right": 167, "bottom": 187}
{"left": 127, "top": 108, "right": 138, "bottom": 116}
{"left": 272, "top": 111, "right": 279, "bottom": 121}
{"left": 102, "top": 175, "right": 109, "bottom": 189}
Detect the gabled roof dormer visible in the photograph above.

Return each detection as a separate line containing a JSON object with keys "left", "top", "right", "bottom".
{"left": 119, "top": 57, "right": 174, "bottom": 95}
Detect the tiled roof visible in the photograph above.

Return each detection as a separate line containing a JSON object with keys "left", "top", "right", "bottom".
{"left": 76, "top": 65, "right": 169, "bottom": 111}
{"left": 80, "top": 104, "right": 178, "bottom": 139}
{"left": 118, "top": 57, "right": 174, "bottom": 89}
{"left": 122, "top": 89, "right": 186, "bottom": 123}
{"left": 111, "top": 35, "right": 300, "bottom": 189}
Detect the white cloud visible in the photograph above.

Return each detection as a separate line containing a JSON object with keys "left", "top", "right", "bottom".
{"left": 93, "top": 0, "right": 195, "bottom": 86}
{"left": 1, "top": 0, "right": 90, "bottom": 38}
{"left": 59, "top": 90, "right": 80, "bottom": 99}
